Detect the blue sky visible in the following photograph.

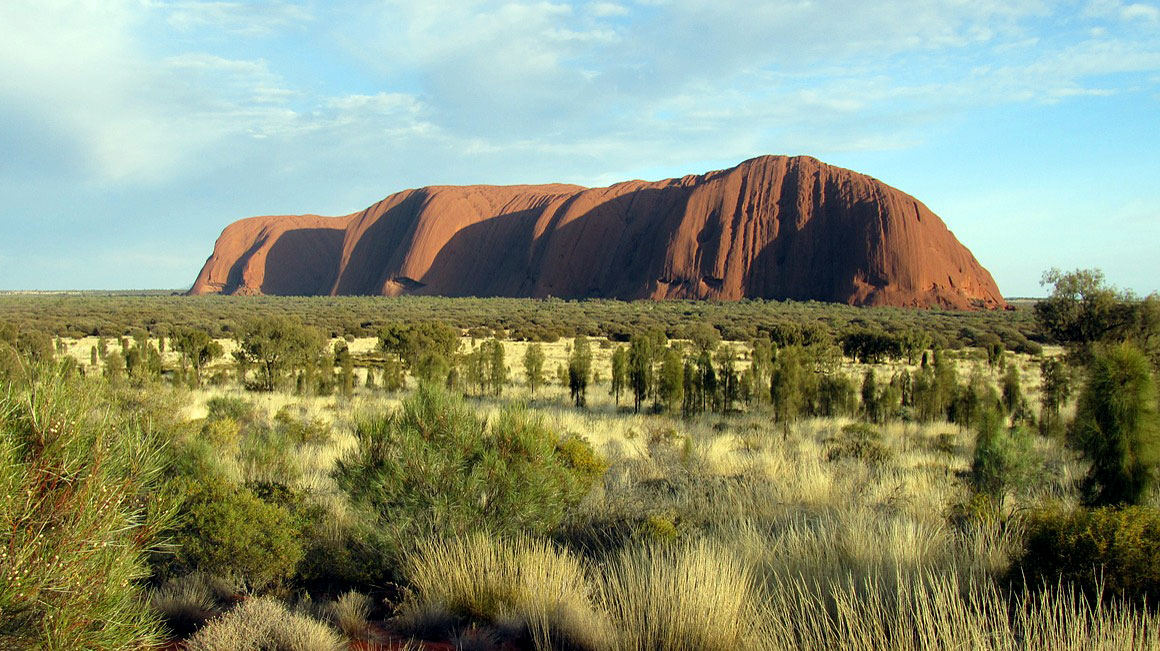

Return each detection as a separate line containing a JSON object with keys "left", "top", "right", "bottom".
{"left": 1, "top": 0, "right": 1157, "bottom": 296}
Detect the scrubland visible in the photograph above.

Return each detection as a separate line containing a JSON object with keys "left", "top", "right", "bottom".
{"left": 2, "top": 292, "right": 1159, "bottom": 650}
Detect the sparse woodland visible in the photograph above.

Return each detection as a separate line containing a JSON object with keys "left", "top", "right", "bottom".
{"left": 2, "top": 270, "right": 1159, "bottom": 650}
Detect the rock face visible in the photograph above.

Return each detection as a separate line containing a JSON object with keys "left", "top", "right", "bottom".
{"left": 190, "top": 155, "right": 1005, "bottom": 309}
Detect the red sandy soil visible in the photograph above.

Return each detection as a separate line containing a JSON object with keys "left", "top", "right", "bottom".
{"left": 190, "top": 155, "right": 1005, "bottom": 310}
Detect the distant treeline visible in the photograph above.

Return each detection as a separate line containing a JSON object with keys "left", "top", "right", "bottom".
{"left": 0, "top": 294, "right": 1041, "bottom": 351}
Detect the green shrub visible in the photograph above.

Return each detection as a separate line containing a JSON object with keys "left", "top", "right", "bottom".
{"left": 165, "top": 481, "right": 304, "bottom": 591}
{"left": 970, "top": 410, "right": 1039, "bottom": 508}
{"left": 205, "top": 395, "right": 257, "bottom": 426}
{"left": 273, "top": 407, "right": 332, "bottom": 445}
{"left": 333, "top": 383, "right": 604, "bottom": 582}
{"left": 1070, "top": 343, "right": 1160, "bottom": 506}
{"left": 0, "top": 364, "right": 174, "bottom": 649}
{"left": 200, "top": 416, "right": 241, "bottom": 451}
{"left": 1012, "top": 505, "right": 1160, "bottom": 604}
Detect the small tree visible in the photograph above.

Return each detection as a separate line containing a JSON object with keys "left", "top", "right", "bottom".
{"left": 233, "top": 318, "right": 324, "bottom": 391}
{"left": 610, "top": 346, "right": 627, "bottom": 406}
{"left": 770, "top": 345, "right": 805, "bottom": 423}
{"left": 658, "top": 346, "right": 684, "bottom": 413}
{"left": 970, "top": 408, "right": 1037, "bottom": 511}
{"left": 485, "top": 338, "right": 507, "bottom": 397}
{"left": 1000, "top": 364, "right": 1022, "bottom": 415}
{"left": 1039, "top": 357, "right": 1073, "bottom": 438}
{"left": 523, "top": 342, "right": 545, "bottom": 396}
{"left": 1070, "top": 343, "right": 1160, "bottom": 506}
{"left": 861, "top": 369, "right": 881, "bottom": 423}
{"left": 628, "top": 334, "right": 656, "bottom": 413}
{"left": 335, "top": 341, "right": 355, "bottom": 398}
{"left": 568, "top": 336, "right": 592, "bottom": 407}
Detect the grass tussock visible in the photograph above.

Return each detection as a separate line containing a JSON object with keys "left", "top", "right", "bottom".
{"left": 184, "top": 596, "right": 344, "bottom": 651}
{"left": 398, "top": 532, "right": 614, "bottom": 650}
{"left": 601, "top": 539, "right": 766, "bottom": 651}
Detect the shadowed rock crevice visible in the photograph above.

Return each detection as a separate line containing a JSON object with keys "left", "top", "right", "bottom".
{"left": 188, "top": 155, "right": 1006, "bottom": 309}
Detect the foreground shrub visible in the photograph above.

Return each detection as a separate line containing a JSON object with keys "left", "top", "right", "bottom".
{"left": 334, "top": 383, "right": 604, "bottom": 579}
{"left": 1012, "top": 505, "right": 1160, "bottom": 605}
{"left": 164, "top": 480, "right": 303, "bottom": 591}
{"left": 1070, "top": 343, "right": 1160, "bottom": 506}
{"left": 398, "top": 533, "right": 613, "bottom": 649}
{"left": 0, "top": 365, "right": 174, "bottom": 649}
{"left": 184, "top": 596, "right": 344, "bottom": 651}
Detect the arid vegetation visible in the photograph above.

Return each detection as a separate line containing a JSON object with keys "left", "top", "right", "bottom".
{"left": 1, "top": 270, "right": 1159, "bottom": 649}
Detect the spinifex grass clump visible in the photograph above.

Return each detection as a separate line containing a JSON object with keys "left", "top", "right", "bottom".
{"left": 601, "top": 540, "right": 767, "bottom": 651}
{"left": 0, "top": 364, "right": 175, "bottom": 649}
{"left": 398, "top": 532, "right": 613, "bottom": 649}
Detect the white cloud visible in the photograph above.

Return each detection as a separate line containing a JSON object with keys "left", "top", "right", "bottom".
{"left": 159, "top": 0, "right": 313, "bottom": 36}
{"left": 1122, "top": 3, "right": 1160, "bottom": 21}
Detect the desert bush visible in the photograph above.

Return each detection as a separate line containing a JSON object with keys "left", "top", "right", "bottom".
{"left": 0, "top": 364, "right": 174, "bottom": 649}
{"left": 1071, "top": 343, "right": 1160, "bottom": 506}
{"left": 274, "top": 406, "right": 332, "bottom": 445}
{"left": 1012, "top": 505, "right": 1160, "bottom": 605}
{"left": 164, "top": 480, "right": 303, "bottom": 590}
{"left": 970, "top": 410, "right": 1039, "bottom": 508}
{"left": 184, "top": 596, "right": 344, "bottom": 651}
{"left": 397, "top": 533, "right": 613, "bottom": 650}
{"left": 200, "top": 416, "right": 241, "bottom": 451}
{"left": 205, "top": 395, "right": 257, "bottom": 425}
{"left": 333, "top": 383, "right": 604, "bottom": 581}
{"left": 825, "top": 423, "right": 893, "bottom": 467}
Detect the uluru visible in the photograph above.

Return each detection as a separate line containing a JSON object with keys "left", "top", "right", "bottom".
{"left": 189, "top": 155, "right": 1005, "bottom": 309}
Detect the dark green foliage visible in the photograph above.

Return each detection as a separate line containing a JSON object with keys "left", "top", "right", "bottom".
{"left": 332, "top": 384, "right": 603, "bottom": 580}
{"left": 205, "top": 395, "right": 258, "bottom": 426}
{"left": 1035, "top": 268, "right": 1160, "bottom": 364}
{"left": 770, "top": 345, "right": 806, "bottom": 423}
{"left": 1070, "top": 343, "right": 1160, "bottom": 506}
{"left": 1013, "top": 506, "right": 1160, "bottom": 605}
{"left": 861, "top": 369, "right": 882, "bottom": 423}
{"left": 523, "top": 342, "right": 545, "bottom": 395}
{"left": 165, "top": 480, "right": 303, "bottom": 591}
{"left": 839, "top": 328, "right": 903, "bottom": 363}
{"left": 658, "top": 346, "right": 684, "bottom": 413}
{"left": 816, "top": 373, "right": 856, "bottom": 418}
{"left": 687, "top": 322, "right": 721, "bottom": 354}
{"left": 413, "top": 350, "right": 451, "bottom": 384}
{"left": 568, "top": 336, "right": 591, "bottom": 407}
{"left": 335, "top": 340, "right": 354, "bottom": 397}
{"left": 0, "top": 294, "right": 1037, "bottom": 354}
{"left": 378, "top": 320, "right": 460, "bottom": 369}
{"left": 714, "top": 344, "right": 739, "bottom": 413}
{"left": 610, "top": 346, "right": 628, "bottom": 405}
{"left": 233, "top": 317, "right": 326, "bottom": 391}
{"left": 1001, "top": 364, "right": 1022, "bottom": 415}
{"left": 1039, "top": 356, "right": 1073, "bottom": 438}
{"left": 172, "top": 327, "right": 223, "bottom": 387}
{"left": 969, "top": 409, "right": 1038, "bottom": 508}
{"left": 628, "top": 333, "right": 658, "bottom": 413}
{"left": 380, "top": 355, "right": 405, "bottom": 392}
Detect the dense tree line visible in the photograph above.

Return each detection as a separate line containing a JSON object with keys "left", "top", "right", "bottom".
{"left": 0, "top": 293, "right": 1040, "bottom": 353}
